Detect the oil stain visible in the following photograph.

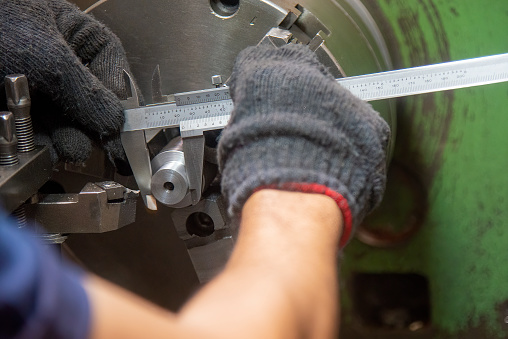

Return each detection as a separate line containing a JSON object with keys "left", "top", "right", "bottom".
{"left": 392, "top": 0, "right": 454, "bottom": 188}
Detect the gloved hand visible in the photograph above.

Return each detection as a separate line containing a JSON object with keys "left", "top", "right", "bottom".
{"left": 218, "top": 45, "right": 390, "bottom": 247}
{"left": 0, "top": 0, "right": 133, "bottom": 174}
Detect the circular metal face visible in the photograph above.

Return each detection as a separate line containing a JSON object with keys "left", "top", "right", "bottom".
{"left": 151, "top": 150, "right": 190, "bottom": 206}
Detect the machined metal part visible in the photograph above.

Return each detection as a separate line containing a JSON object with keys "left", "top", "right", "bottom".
{"left": 4, "top": 74, "right": 36, "bottom": 153}
{"left": 171, "top": 192, "right": 233, "bottom": 283}
{"left": 0, "top": 146, "right": 52, "bottom": 213}
{"left": 151, "top": 136, "right": 218, "bottom": 208}
{"left": 151, "top": 137, "right": 192, "bottom": 208}
{"left": 26, "top": 181, "right": 138, "bottom": 234}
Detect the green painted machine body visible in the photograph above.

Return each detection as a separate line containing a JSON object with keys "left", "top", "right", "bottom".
{"left": 340, "top": 1, "right": 508, "bottom": 338}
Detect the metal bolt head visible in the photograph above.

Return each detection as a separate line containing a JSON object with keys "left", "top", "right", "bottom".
{"left": 5, "top": 74, "right": 31, "bottom": 109}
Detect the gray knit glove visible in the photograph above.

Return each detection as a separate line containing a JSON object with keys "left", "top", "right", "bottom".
{"left": 218, "top": 45, "right": 390, "bottom": 247}
{"left": 0, "top": 0, "right": 132, "bottom": 174}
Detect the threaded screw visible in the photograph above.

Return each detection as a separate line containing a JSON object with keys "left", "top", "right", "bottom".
{"left": 12, "top": 205, "right": 28, "bottom": 228}
{"left": 5, "top": 75, "right": 36, "bottom": 153}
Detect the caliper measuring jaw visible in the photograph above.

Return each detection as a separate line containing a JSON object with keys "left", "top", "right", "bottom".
{"left": 121, "top": 71, "right": 157, "bottom": 210}
{"left": 180, "top": 130, "right": 205, "bottom": 205}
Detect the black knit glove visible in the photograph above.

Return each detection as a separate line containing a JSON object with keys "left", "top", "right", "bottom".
{"left": 0, "top": 0, "right": 132, "bottom": 173}
{"left": 218, "top": 45, "right": 390, "bottom": 247}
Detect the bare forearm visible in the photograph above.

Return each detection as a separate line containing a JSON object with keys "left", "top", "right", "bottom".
{"left": 178, "top": 190, "right": 343, "bottom": 339}
{"left": 86, "top": 190, "right": 342, "bottom": 339}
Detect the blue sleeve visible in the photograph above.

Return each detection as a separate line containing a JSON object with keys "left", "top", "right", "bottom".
{"left": 0, "top": 215, "right": 90, "bottom": 339}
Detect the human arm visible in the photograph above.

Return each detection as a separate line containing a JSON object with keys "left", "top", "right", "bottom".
{"left": 0, "top": 44, "right": 389, "bottom": 339}
{"left": 173, "top": 190, "right": 341, "bottom": 339}
{"left": 1, "top": 189, "right": 340, "bottom": 339}
{"left": 85, "top": 190, "right": 342, "bottom": 339}
{"left": 83, "top": 43, "right": 388, "bottom": 339}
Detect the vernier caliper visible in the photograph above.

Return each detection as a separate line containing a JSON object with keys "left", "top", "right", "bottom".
{"left": 122, "top": 52, "right": 508, "bottom": 210}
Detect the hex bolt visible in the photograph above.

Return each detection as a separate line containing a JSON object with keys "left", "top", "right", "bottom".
{"left": 0, "top": 111, "right": 19, "bottom": 166}
{"left": 5, "top": 74, "right": 36, "bottom": 153}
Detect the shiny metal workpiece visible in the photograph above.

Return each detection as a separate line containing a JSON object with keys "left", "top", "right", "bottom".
{"left": 151, "top": 137, "right": 192, "bottom": 208}
{"left": 27, "top": 181, "right": 138, "bottom": 234}
{"left": 4, "top": 75, "right": 36, "bottom": 153}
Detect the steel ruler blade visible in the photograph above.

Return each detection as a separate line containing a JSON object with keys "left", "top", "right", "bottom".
{"left": 340, "top": 53, "right": 508, "bottom": 101}
{"left": 123, "top": 53, "right": 508, "bottom": 133}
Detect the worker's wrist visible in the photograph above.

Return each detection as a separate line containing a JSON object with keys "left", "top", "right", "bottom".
{"left": 241, "top": 189, "right": 343, "bottom": 249}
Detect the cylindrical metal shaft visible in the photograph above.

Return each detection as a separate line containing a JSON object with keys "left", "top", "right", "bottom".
{"left": 151, "top": 137, "right": 190, "bottom": 207}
